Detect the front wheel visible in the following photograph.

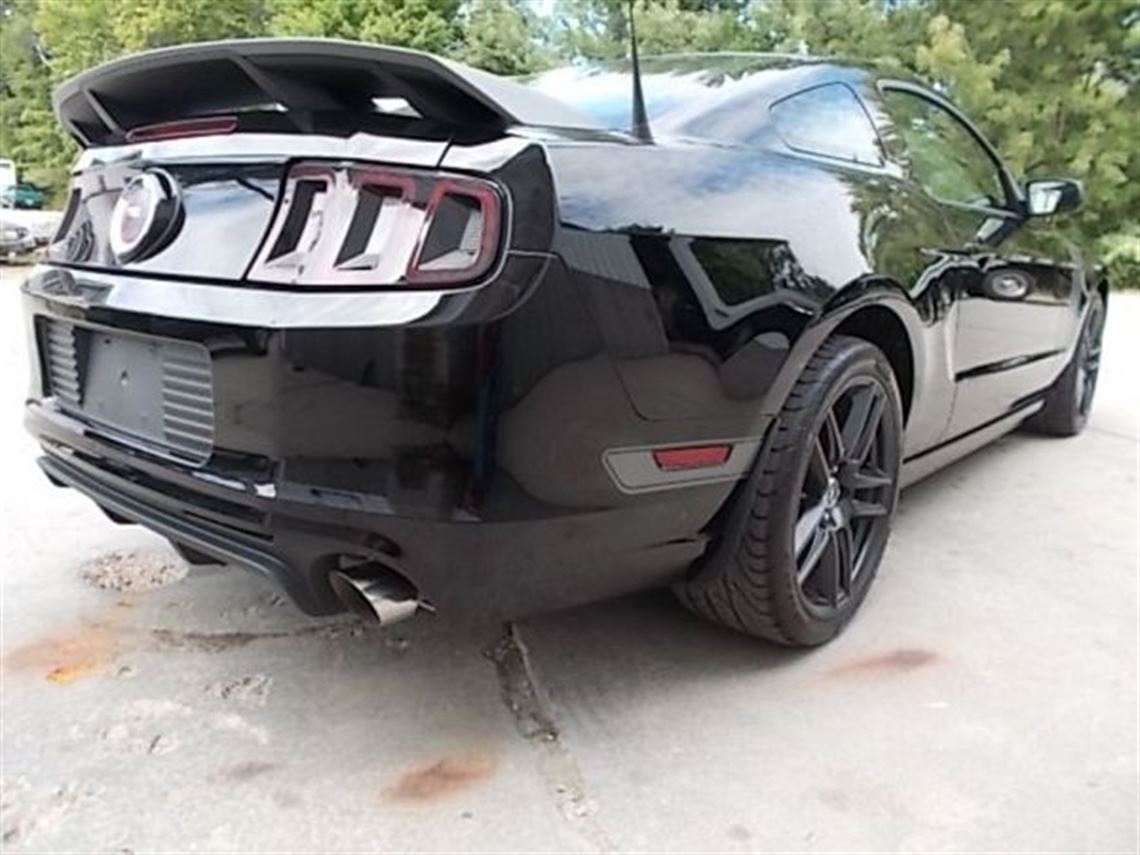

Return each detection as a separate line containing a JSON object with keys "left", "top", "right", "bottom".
{"left": 675, "top": 336, "right": 904, "bottom": 646}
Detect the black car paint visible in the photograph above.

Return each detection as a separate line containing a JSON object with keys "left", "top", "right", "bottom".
{"left": 23, "top": 51, "right": 1102, "bottom": 622}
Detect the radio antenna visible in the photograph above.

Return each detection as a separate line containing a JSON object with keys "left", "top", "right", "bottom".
{"left": 628, "top": 0, "right": 653, "bottom": 143}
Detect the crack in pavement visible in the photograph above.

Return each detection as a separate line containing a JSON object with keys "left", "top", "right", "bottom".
{"left": 148, "top": 621, "right": 369, "bottom": 652}
{"left": 486, "top": 622, "right": 617, "bottom": 853}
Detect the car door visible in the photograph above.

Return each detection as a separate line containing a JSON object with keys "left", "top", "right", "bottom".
{"left": 875, "top": 84, "right": 1075, "bottom": 439}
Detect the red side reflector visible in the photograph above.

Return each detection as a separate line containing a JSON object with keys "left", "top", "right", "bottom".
{"left": 125, "top": 116, "right": 238, "bottom": 143}
{"left": 652, "top": 445, "right": 732, "bottom": 472}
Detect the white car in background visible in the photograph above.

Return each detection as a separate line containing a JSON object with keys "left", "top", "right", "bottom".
{"left": 0, "top": 158, "right": 15, "bottom": 194}
{"left": 1, "top": 217, "right": 36, "bottom": 261}
{"left": 1, "top": 206, "right": 61, "bottom": 247}
{"left": 1, "top": 159, "right": 60, "bottom": 251}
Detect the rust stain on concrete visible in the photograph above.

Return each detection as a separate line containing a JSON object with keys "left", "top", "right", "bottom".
{"left": 385, "top": 752, "right": 498, "bottom": 802}
{"left": 829, "top": 647, "right": 938, "bottom": 677}
{"left": 2, "top": 620, "right": 121, "bottom": 685}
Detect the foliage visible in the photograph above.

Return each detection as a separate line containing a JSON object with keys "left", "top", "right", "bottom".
{"left": 459, "top": 0, "right": 551, "bottom": 75}
{"left": 0, "top": 0, "right": 70, "bottom": 195}
{"left": 1, "top": 0, "right": 1137, "bottom": 281}
{"left": 915, "top": 1, "right": 1140, "bottom": 278}
{"left": 1100, "top": 227, "right": 1140, "bottom": 290}
{"left": 551, "top": 0, "right": 767, "bottom": 58}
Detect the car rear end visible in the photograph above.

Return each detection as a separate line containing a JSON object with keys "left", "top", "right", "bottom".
{"left": 24, "top": 40, "right": 739, "bottom": 623}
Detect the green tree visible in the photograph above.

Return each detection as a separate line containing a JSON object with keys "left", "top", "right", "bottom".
{"left": 33, "top": 0, "right": 122, "bottom": 81}
{"left": 553, "top": 0, "right": 767, "bottom": 59}
{"left": 915, "top": 0, "right": 1140, "bottom": 280}
{"left": 1, "top": 0, "right": 75, "bottom": 199}
{"left": 267, "top": 0, "right": 459, "bottom": 53}
{"left": 756, "top": 0, "right": 928, "bottom": 68}
{"left": 2, "top": 0, "right": 1136, "bottom": 286}
{"left": 458, "top": 0, "right": 550, "bottom": 75}
{"left": 110, "top": 0, "right": 266, "bottom": 52}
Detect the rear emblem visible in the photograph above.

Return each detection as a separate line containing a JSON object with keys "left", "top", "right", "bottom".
{"left": 109, "top": 170, "right": 182, "bottom": 262}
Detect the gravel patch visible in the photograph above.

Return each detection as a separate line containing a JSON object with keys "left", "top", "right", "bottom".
{"left": 79, "top": 549, "right": 188, "bottom": 593}
{"left": 206, "top": 674, "right": 274, "bottom": 708}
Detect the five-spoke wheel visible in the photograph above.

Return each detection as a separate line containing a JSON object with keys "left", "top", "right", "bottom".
{"left": 794, "top": 378, "right": 895, "bottom": 614}
{"left": 676, "top": 335, "right": 903, "bottom": 646}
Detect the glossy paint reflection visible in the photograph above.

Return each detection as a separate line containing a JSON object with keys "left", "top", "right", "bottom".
{"left": 23, "top": 55, "right": 1098, "bottom": 622}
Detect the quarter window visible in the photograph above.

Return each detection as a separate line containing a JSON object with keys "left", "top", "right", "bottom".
{"left": 770, "top": 83, "right": 884, "bottom": 166}
{"left": 881, "top": 89, "right": 1006, "bottom": 208}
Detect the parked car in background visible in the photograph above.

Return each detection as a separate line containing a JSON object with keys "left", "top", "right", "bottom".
{"left": 0, "top": 158, "right": 16, "bottom": 197}
{"left": 1, "top": 206, "right": 61, "bottom": 248}
{"left": 22, "top": 41, "right": 1106, "bottom": 646}
{"left": 2, "top": 182, "right": 48, "bottom": 210}
{"left": 1, "top": 218, "right": 36, "bottom": 261}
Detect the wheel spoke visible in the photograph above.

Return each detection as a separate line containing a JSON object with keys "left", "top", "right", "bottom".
{"left": 841, "top": 385, "right": 885, "bottom": 464}
{"left": 833, "top": 526, "right": 855, "bottom": 596}
{"left": 822, "top": 409, "right": 844, "bottom": 464}
{"left": 809, "top": 438, "right": 830, "bottom": 482}
{"left": 850, "top": 498, "right": 889, "bottom": 518}
{"left": 797, "top": 526, "right": 830, "bottom": 584}
{"left": 843, "top": 464, "right": 892, "bottom": 491}
{"left": 795, "top": 501, "right": 827, "bottom": 555}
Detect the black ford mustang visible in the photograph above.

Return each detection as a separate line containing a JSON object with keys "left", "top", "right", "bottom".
{"left": 23, "top": 41, "right": 1106, "bottom": 645}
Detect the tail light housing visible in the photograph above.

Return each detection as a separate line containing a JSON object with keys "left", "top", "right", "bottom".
{"left": 248, "top": 162, "right": 504, "bottom": 288}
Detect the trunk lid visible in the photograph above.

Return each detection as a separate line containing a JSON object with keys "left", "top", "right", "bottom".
{"left": 49, "top": 39, "right": 588, "bottom": 282}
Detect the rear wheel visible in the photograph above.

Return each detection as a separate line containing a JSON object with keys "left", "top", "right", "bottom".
{"left": 1024, "top": 292, "right": 1105, "bottom": 437}
{"left": 675, "top": 336, "right": 903, "bottom": 646}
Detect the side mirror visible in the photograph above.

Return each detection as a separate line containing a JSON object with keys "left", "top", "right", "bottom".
{"left": 1025, "top": 178, "right": 1083, "bottom": 217}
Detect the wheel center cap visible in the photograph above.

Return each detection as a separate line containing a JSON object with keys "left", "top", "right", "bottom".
{"left": 823, "top": 477, "right": 841, "bottom": 509}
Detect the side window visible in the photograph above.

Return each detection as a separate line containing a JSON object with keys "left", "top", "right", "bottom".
{"left": 770, "top": 83, "right": 883, "bottom": 166}
{"left": 881, "top": 89, "right": 1006, "bottom": 208}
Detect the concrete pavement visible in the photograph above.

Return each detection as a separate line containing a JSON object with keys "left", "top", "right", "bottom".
{"left": 1, "top": 264, "right": 1136, "bottom": 853}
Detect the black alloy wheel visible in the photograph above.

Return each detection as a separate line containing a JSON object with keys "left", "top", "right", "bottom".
{"left": 676, "top": 335, "right": 903, "bottom": 646}
{"left": 793, "top": 378, "right": 894, "bottom": 617}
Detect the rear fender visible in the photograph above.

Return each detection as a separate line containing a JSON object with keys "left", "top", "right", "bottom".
{"left": 762, "top": 277, "right": 944, "bottom": 457}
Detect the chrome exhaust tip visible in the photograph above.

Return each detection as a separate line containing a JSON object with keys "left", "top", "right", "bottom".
{"left": 328, "top": 565, "right": 432, "bottom": 626}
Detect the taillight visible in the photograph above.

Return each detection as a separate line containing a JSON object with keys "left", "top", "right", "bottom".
{"left": 248, "top": 162, "right": 503, "bottom": 288}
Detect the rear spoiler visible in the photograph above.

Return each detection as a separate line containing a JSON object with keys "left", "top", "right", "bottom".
{"left": 54, "top": 38, "right": 602, "bottom": 147}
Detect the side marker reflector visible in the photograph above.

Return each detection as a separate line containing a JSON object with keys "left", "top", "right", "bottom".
{"left": 652, "top": 445, "right": 733, "bottom": 472}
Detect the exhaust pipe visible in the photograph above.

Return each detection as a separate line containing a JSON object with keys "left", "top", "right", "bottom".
{"left": 328, "top": 564, "right": 432, "bottom": 626}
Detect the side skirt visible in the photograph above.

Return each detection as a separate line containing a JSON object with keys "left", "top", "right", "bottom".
{"left": 899, "top": 400, "right": 1044, "bottom": 489}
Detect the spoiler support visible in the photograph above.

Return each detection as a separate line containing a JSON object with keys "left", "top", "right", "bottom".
{"left": 54, "top": 39, "right": 602, "bottom": 147}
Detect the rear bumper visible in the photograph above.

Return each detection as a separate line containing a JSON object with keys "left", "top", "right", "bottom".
{"left": 30, "top": 402, "right": 718, "bottom": 619}
{"left": 22, "top": 258, "right": 775, "bottom": 620}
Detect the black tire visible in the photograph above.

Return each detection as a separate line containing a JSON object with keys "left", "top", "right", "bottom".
{"left": 1024, "top": 292, "right": 1105, "bottom": 437}
{"left": 675, "top": 335, "right": 904, "bottom": 646}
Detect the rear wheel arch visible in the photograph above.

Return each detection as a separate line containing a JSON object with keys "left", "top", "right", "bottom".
{"left": 831, "top": 304, "right": 915, "bottom": 425}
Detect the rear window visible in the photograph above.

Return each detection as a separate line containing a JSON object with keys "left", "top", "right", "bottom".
{"left": 770, "top": 83, "right": 883, "bottom": 166}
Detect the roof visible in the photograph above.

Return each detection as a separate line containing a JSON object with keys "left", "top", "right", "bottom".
{"left": 524, "top": 53, "right": 879, "bottom": 138}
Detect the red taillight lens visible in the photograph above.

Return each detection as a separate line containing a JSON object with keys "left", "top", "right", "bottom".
{"left": 652, "top": 445, "right": 733, "bottom": 471}
{"left": 248, "top": 162, "right": 503, "bottom": 288}
{"left": 406, "top": 178, "right": 501, "bottom": 285}
{"left": 125, "top": 116, "right": 238, "bottom": 143}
